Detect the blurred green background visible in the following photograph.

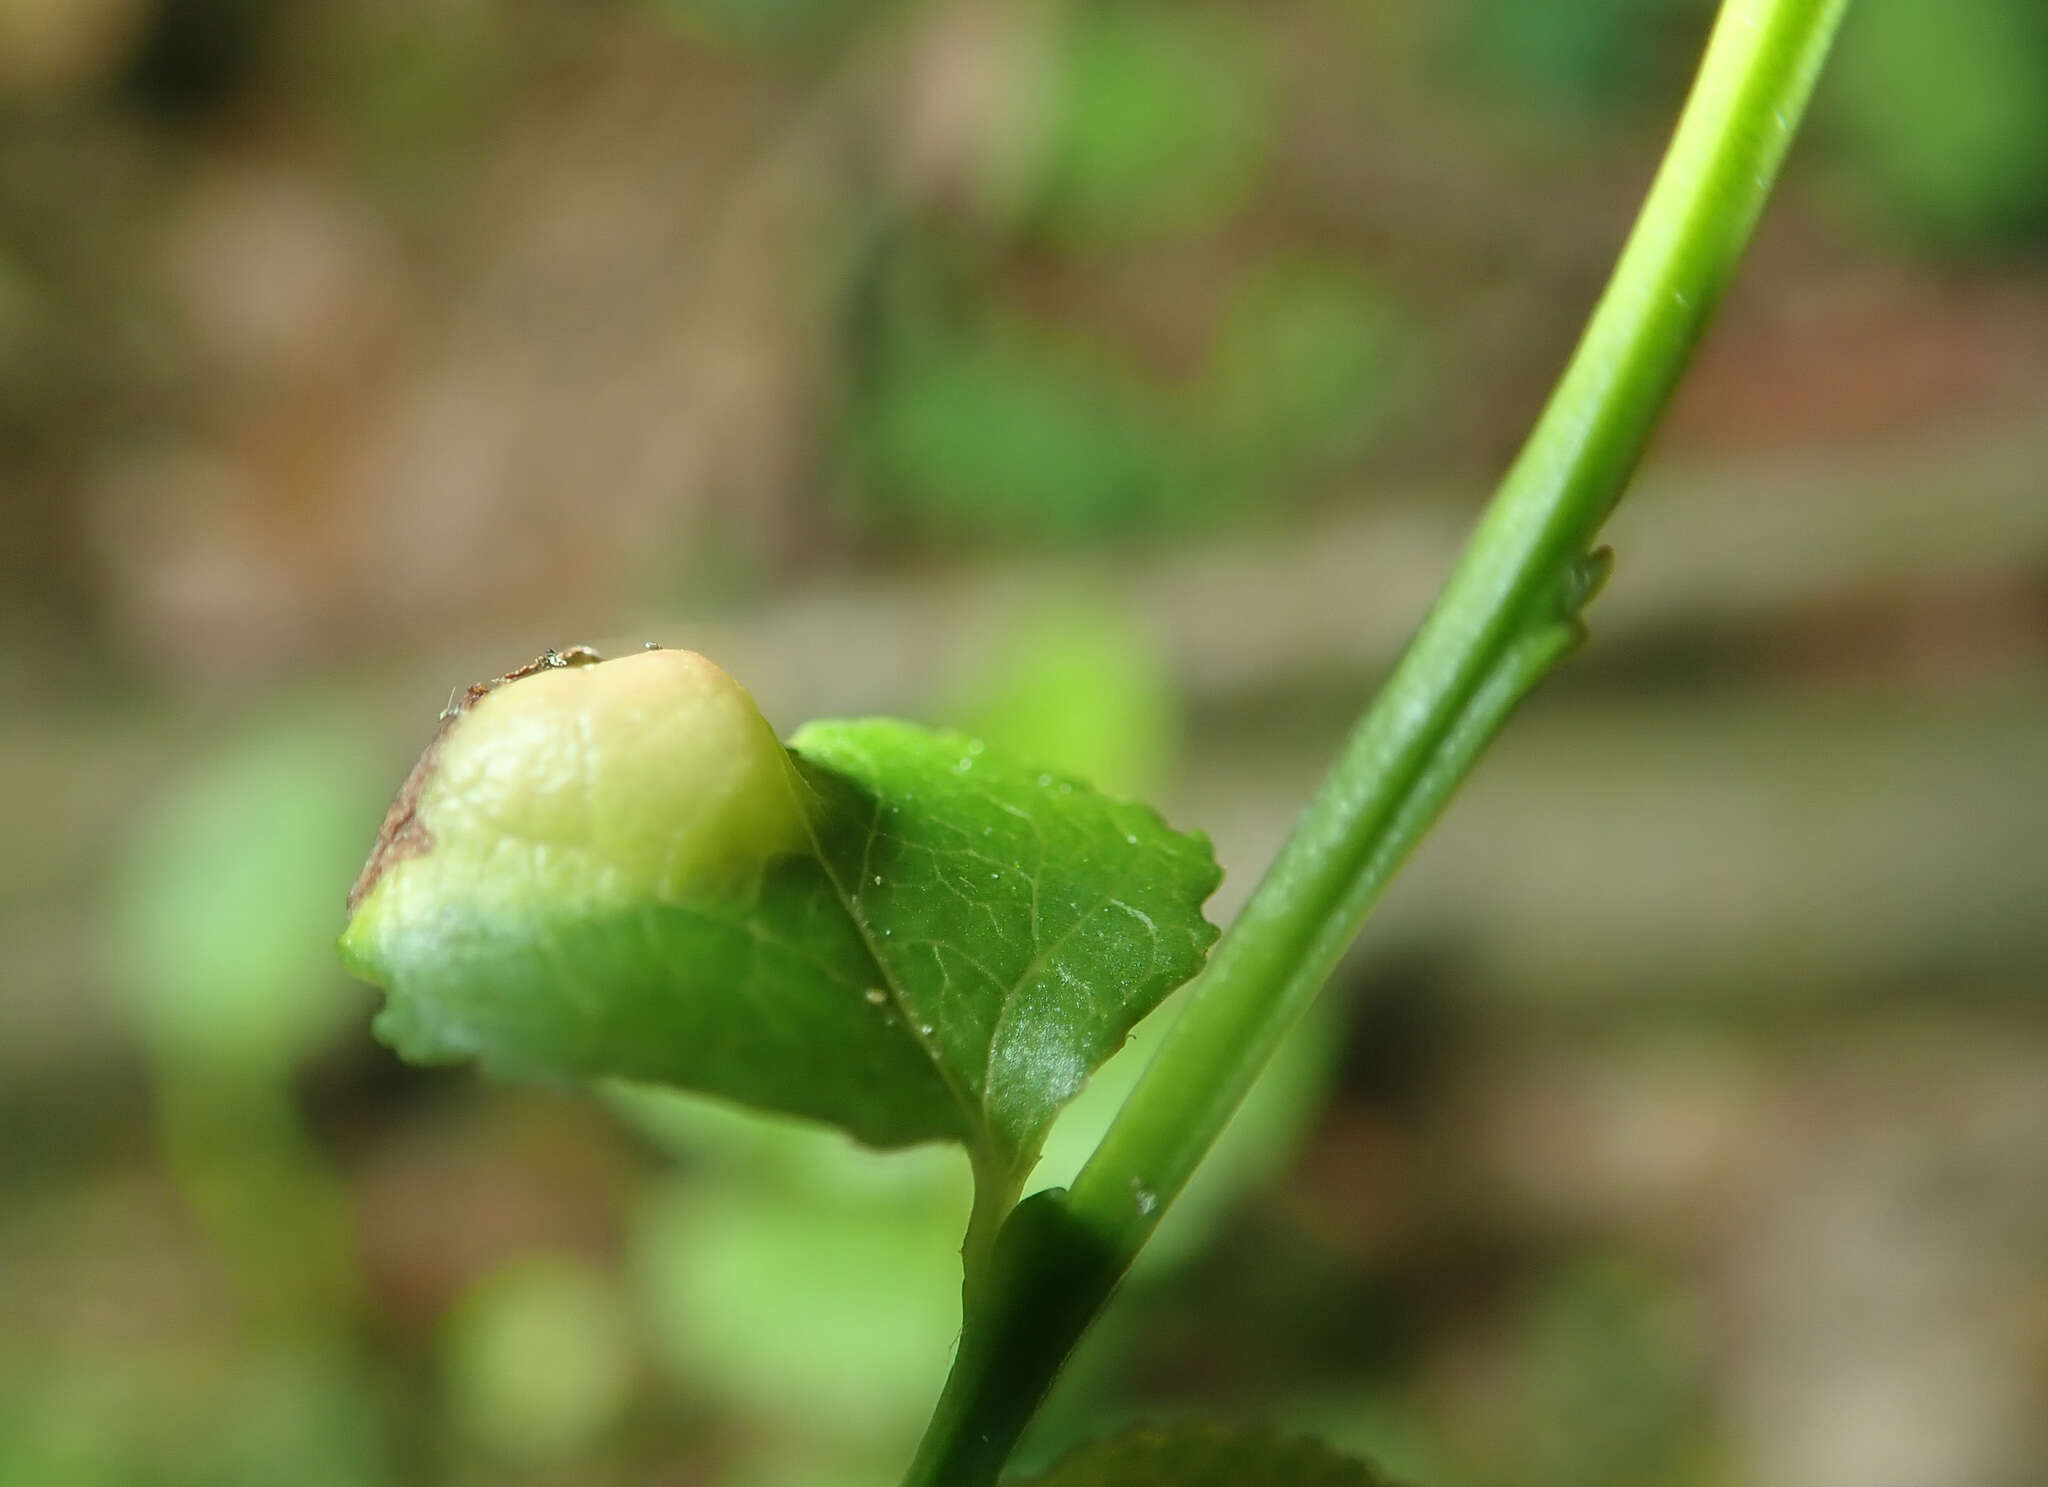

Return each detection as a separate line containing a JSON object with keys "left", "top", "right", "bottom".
{"left": 4, "top": 0, "right": 2047, "bottom": 1484}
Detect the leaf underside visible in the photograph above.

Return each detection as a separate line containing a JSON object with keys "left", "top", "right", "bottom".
{"left": 365, "top": 718, "right": 1221, "bottom": 1176}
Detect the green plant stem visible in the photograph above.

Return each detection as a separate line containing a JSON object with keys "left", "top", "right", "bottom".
{"left": 900, "top": 1, "right": 1851, "bottom": 1482}
{"left": 961, "top": 1151, "right": 1027, "bottom": 1306}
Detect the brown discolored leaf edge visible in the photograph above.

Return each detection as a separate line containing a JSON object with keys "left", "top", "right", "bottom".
{"left": 345, "top": 646, "right": 605, "bottom": 915}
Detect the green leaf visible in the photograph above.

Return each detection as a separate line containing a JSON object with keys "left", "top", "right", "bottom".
{"left": 790, "top": 717, "right": 1220, "bottom": 1168}
{"left": 342, "top": 651, "right": 1220, "bottom": 1178}
{"left": 1018, "top": 1426, "right": 1401, "bottom": 1487}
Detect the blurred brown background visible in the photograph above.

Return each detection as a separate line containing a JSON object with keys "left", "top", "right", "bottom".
{"left": 4, "top": 1, "right": 2046, "bottom": 1484}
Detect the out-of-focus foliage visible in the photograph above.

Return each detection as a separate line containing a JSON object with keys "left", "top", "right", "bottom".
{"left": 317, "top": 0, "right": 516, "bottom": 197}
{"left": 850, "top": 262, "right": 1404, "bottom": 542}
{"left": 939, "top": 597, "right": 1179, "bottom": 801}
{"left": 440, "top": 1253, "right": 634, "bottom": 1463}
{"left": 0, "top": 1347, "right": 390, "bottom": 1487}
{"left": 113, "top": 709, "right": 383, "bottom": 1067}
{"left": 855, "top": 307, "right": 1200, "bottom": 540}
{"left": 4, "top": 0, "right": 2047, "bottom": 1484}
{"left": 1448, "top": 0, "right": 1703, "bottom": 117}
{"left": 1029, "top": 4, "right": 1272, "bottom": 245}
{"left": 648, "top": 0, "right": 882, "bottom": 54}
{"left": 1199, "top": 262, "right": 1410, "bottom": 493}
{"left": 1824, "top": 0, "right": 2048, "bottom": 246}
{"left": 632, "top": 1135, "right": 967, "bottom": 1441}
{"left": 1019, "top": 1424, "right": 1398, "bottom": 1487}
{"left": 107, "top": 713, "right": 377, "bottom": 1326}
